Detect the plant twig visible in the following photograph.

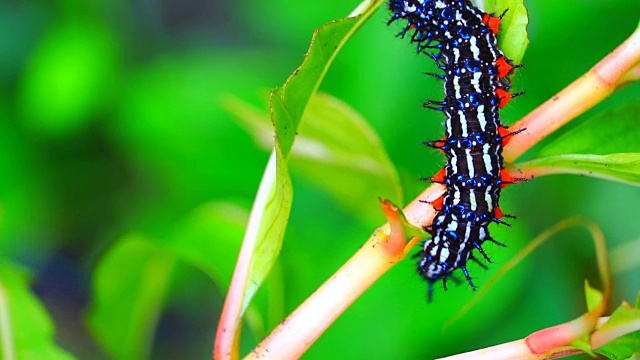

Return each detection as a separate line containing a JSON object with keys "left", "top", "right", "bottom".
{"left": 244, "top": 189, "right": 444, "bottom": 359}
{"left": 438, "top": 314, "right": 640, "bottom": 360}
{"left": 438, "top": 339, "right": 579, "bottom": 360}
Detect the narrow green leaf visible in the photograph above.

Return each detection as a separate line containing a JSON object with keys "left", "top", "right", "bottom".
{"left": 222, "top": 0, "right": 384, "bottom": 336}
{"left": 584, "top": 280, "right": 604, "bottom": 312}
{"left": 536, "top": 103, "right": 640, "bottom": 157}
{"left": 238, "top": 147, "right": 292, "bottom": 319}
{"left": 271, "top": 0, "right": 383, "bottom": 156}
{"left": 0, "top": 260, "right": 74, "bottom": 360}
{"left": 516, "top": 153, "right": 640, "bottom": 186}
{"left": 594, "top": 301, "right": 640, "bottom": 359}
{"left": 87, "top": 235, "right": 176, "bottom": 360}
{"left": 482, "top": 0, "right": 529, "bottom": 63}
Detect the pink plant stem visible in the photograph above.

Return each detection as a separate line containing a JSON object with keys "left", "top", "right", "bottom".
{"left": 504, "top": 25, "right": 640, "bottom": 162}
{"left": 438, "top": 339, "right": 578, "bottom": 360}
{"left": 438, "top": 317, "right": 637, "bottom": 360}
{"left": 245, "top": 232, "right": 399, "bottom": 359}
{"left": 244, "top": 186, "right": 444, "bottom": 360}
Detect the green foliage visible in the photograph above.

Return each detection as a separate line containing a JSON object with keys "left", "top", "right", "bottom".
{"left": 0, "top": 261, "right": 74, "bottom": 360}
{"left": 584, "top": 280, "right": 604, "bottom": 312}
{"left": 594, "top": 298, "right": 640, "bottom": 359}
{"left": 162, "top": 203, "right": 249, "bottom": 289}
{"left": 109, "top": 52, "right": 273, "bottom": 206}
{"left": 271, "top": 4, "right": 382, "bottom": 156}
{"left": 293, "top": 92, "right": 403, "bottom": 214}
{"left": 19, "top": 20, "right": 118, "bottom": 136}
{"left": 87, "top": 235, "right": 176, "bottom": 360}
{"left": 226, "top": 91, "right": 403, "bottom": 223}
{"left": 224, "top": 0, "right": 384, "bottom": 333}
{"left": 0, "top": 0, "right": 638, "bottom": 359}
{"left": 0, "top": 115, "right": 50, "bottom": 258}
{"left": 88, "top": 203, "right": 249, "bottom": 358}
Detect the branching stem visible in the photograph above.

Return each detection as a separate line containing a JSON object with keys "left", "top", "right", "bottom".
{"left": 241, "top": 19, "right": 640, "bottom": 360}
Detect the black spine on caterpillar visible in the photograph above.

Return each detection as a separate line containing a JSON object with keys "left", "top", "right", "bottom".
{"left": 387, "top": 0, "right": 523, "bottom": 301}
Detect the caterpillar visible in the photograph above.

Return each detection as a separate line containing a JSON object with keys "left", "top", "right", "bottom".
{"left": 387, "top": 0, "right": 524, "bottom": 301}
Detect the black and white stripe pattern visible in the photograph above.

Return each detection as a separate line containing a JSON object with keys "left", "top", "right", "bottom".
{"left": 388, "top": 0, "right": 520, "bottom": 300}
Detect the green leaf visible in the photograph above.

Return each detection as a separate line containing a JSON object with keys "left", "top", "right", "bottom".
{"left": 584, "top": 280, "right": 604, "bottom": 312}
{"left": 516, "top": 153, "right": 640, "bottom": 186}
{"left": 237, "top": 147, "right": 292, "bottom": 317}
{"left": 87, "top": 203, "right": 270, "bottom": 359}
{"left": 224, "top": 92, "right": 403, "bottom": 223}
{"left": 594, "top": 301, "right": 640, "bottom": 360}
{"left": 87, "top": 235, "right": 176, "bottom": 360}
{"left": 18, "top": 20, "right": 118, "bottom": 136}
{"left": 0, "top": 260, "right": 75, "bottom": 360}
{"left": 222, "top": 0, "right": 384, "bottom": 338}
{"left": 271, "top": 0, "right": 383, "bottom": 157}
{"left": 482, "top": 0, "right": 530, "bottom": 63}
{"left": 290, "top": 92, "right": 403, "bottom": 218}
{"left": 535, "top": 103, "right": 640, "bottom": 157}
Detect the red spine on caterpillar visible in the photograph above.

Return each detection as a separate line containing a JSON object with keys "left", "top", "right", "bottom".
{"left": 429, "top": 194, "right": 445, "bottom": 211}
{"left": 482, "top": 13, "right": 501, "bottom": 34}
{"left": 496, "top": 56, "right": 516, "bottom": 78}
{"left": 431, "top": 167, "right": 447, "bottom": 183}
{"left": 495, "top": 88, "right": 513, "bottom": 107}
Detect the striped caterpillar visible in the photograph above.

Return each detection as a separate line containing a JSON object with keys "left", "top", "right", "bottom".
{"left": 387, "top": 0, "right": 524, "bottom": 300}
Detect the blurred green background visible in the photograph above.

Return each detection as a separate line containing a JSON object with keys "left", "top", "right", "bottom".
{"left": 1, "top": 0, "right": 639, "bottom": 359}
